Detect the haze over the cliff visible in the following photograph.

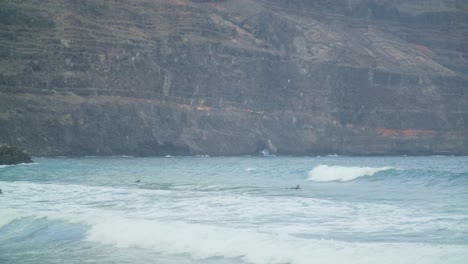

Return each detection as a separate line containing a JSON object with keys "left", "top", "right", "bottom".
{"left": 0, "top": 0, "right": 467, "bottom": 156}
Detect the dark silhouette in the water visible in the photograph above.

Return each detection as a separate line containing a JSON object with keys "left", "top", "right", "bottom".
{"left": 0, "top": 189, "right": 2, "bottom": 194}
{"left": 135, "top": 179, "right": 140, "bottom": 183}
{"left": 287, "top": 185, "right": 301, "bottom": 190}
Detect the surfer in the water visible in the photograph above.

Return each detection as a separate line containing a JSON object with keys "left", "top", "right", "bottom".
{"left": 286, "top": 185, "right": 301, "bottom": 190}
{"left": 135, "top": 179, "right": 140, "bottom": 183}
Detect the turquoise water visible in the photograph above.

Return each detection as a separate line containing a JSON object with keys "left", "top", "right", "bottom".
{"left": 1, "top": 156, "right": 468, "bottom": 264}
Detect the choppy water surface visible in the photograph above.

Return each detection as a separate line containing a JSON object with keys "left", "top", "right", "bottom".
{"left": 1, "top": 156, "right": 468, "bottom": 264}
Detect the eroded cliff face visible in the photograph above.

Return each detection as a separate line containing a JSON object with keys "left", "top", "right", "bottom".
{"left": 0, "top": 0, "right": 467, "bottom": 156}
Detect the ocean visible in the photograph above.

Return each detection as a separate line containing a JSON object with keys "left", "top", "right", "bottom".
{"left": 1, "top": 156, "right": 467, "bottom": 264}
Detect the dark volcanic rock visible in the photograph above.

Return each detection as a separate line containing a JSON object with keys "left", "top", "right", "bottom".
{"left": 0, "top": 145, "right": 33, "bottom": 165}
{"left": 0, "top": 0, "right": 467, "bottom": 156}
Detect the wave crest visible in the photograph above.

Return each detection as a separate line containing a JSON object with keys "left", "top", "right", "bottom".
{"left": 308, "top": 165, "right": 394, "bottom": 182}
{"left": 85, "top": 217, "right": 468, "bottom": 264}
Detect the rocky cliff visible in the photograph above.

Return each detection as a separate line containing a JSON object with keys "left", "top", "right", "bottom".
{"left": 0, "top": 0, "right": 467, "bottom": 156}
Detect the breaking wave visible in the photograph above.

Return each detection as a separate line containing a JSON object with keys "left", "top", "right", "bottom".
{"left": 0, "top": 162, "right": 37, "bottom": 168}
{"left": 308, "top": 165, "right": 395, "bottom": 182}
{"left": 85, "top": 216, "right": 467, "bottom": 264}
{"left": 3, "top": 210, "right": 467, "bottom": 264}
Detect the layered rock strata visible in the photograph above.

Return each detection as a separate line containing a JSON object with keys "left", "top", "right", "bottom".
{"left": 0, "top": 0, "right": 467, "bottom": 155}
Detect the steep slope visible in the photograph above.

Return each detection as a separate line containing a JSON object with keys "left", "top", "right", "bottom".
{"left": 0, "top": 0, "right": 467, "bottom": 155}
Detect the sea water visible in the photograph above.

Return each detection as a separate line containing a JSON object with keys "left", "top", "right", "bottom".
{"left": 1, "top": 156, "right": 467, "bottom": 264}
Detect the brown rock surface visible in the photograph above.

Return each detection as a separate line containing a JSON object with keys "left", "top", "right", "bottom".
{"left": 0, "top": 0, "right": 467, "bottom": 156}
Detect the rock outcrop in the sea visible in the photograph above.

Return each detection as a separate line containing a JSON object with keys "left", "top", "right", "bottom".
{"left": 0, "top": 145, "right": 33, "bottom": 165}
{"left": 0, "top": 0, "right": 467, "bottom": 156}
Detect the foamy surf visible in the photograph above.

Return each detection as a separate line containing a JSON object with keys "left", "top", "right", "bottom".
{"left": 0, "top": 209, "right": 29, "bottom": 228}
{"left": 0, "top": 162, "right": 37, "bottom": 168}
{"left": 2, "top": 156, "right": 468, "bottom": 264}
{"left": 85, "top": 216, "right": 468, "bottom": 264}
{"left": 308, "top": 165, "right": 395, "bottom": 182}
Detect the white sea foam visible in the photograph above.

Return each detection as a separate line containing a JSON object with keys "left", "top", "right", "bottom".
{"left": 0, "top": 162, "right": 37, "bottom": 168}
{"left": 4, "top": 206, "right": 466, "bottom": 264}
{"left": 2, "top": 205, "right": 467, "bottom": 264}
{"left": 308, "top": 165, "right": 394, "bottom": 182}
{"left": 3, "top": 180, "right": 466, "bottom": 236}
{"left": 0, "top": 206, "right": 98, "bottom": 229}
{"left": 0, "top": 209, "right": 28, "bottom": 228}
{"left": 2, "top": 180, "right": 468, "bottom": 264}
{"left": 85, "top": 216, "right": 468, "bottom": 264}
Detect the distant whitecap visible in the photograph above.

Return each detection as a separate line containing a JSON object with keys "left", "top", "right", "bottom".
{"left": 308, "top": 165, "right": 395, "bottom": 182}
